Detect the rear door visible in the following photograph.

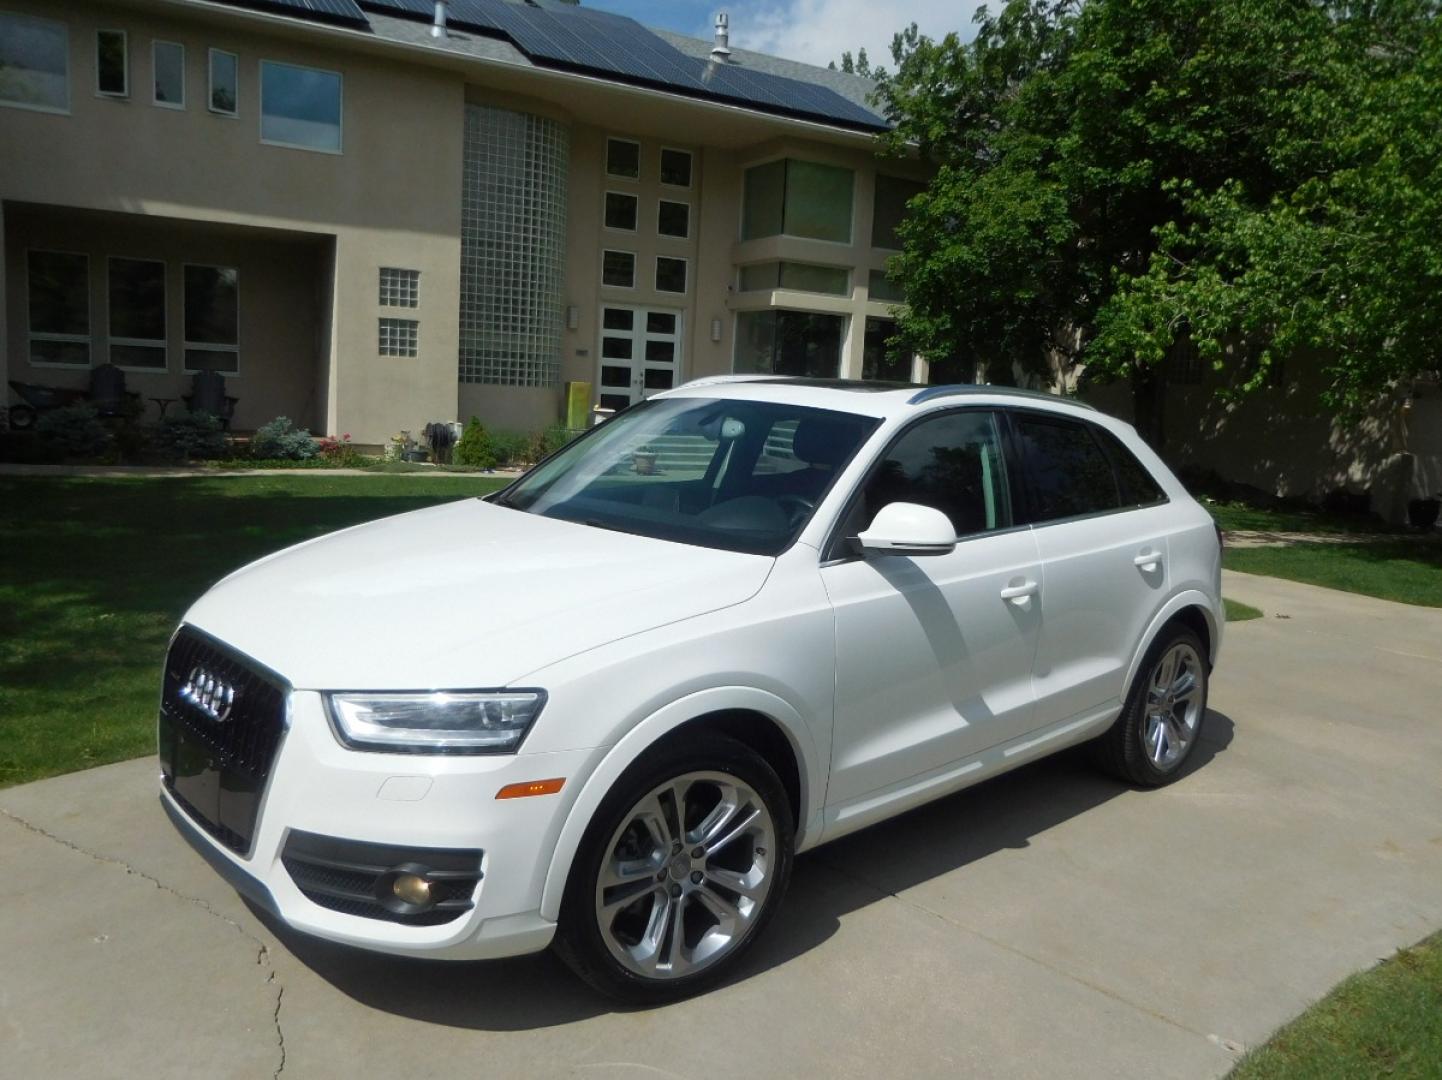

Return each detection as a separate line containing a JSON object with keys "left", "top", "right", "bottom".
{"left": 1009, "top": 411, "right": 1171, "bottom": 726}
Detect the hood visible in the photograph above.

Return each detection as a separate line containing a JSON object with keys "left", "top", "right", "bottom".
{"left": 183, "top": 498, "right": 773, "bottom": 689}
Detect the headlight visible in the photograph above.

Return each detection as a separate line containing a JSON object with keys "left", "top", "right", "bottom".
{"left": 325, "top": 691, "right": 546, "bottom": 754}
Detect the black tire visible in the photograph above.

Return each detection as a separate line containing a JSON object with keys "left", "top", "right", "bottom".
{"left": 554, "top": 732, "right": 795, "bottom": 1003}
{"left": 1091, "top": 624, "right": 1209, "bottom": 787}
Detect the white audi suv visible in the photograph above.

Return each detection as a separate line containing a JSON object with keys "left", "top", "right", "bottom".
{"left": 159, "top": 378, "right": 1223, "bottom": 1001}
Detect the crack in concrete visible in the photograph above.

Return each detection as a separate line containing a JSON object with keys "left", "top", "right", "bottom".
{"left": 812, "top": 853, "right": 1233, "bottom": 1050}
{"left": 0, "top": 808, "right": 288, "bottom": 1076}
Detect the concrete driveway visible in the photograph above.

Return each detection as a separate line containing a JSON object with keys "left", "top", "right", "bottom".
{"left": 3, "top": 569, "right": 1440, "bottom": 1079}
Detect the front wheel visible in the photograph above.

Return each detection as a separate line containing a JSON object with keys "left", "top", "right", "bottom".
{"left": 1092, "top": 625, "right": 1209, "bottom": 786}
{"left": 554, "top": 733, "right": 794, "bottom": 1002}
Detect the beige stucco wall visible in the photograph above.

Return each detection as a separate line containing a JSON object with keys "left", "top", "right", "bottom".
{"left": 0, "top": 0, "right": 463, "bottom": 442}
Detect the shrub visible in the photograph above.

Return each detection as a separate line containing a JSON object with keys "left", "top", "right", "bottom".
{"left": 529, "top": 423, "right": 577, "bottom": 463}
{"left": 35, "top": 404, "right": 110, "bottom": 459}
{"left": 490, "top": 430, "right": 530, "bottom": 467}
{"left": 317, "top": 433, "right": 363, "bottom": 467}
{"left": 454, "top": 417, "right": 498, "bottom": 469}
{"left": 251, "top": 416, "right": 319, "bottom": 460}
{"left": 154, "top": 411, "right": 226, "bottom": 462}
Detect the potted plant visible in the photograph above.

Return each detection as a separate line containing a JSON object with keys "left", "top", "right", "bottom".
{"left": 1408, "top": 492, "right": 1440, "bottom": 531}
{"left": 632, "top": 443, "right": 659, "bottom": 475}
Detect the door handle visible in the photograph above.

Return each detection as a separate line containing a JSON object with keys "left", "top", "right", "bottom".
{"left": 999, "top": 580, "right": 1039, "bottom": 603}
{"left": 1133, "top": 550, "right": 1162, "bottom": 571}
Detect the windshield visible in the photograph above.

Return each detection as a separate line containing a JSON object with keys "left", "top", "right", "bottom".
{"left": 494, "top": 397, "right": 880, "bottom": 555}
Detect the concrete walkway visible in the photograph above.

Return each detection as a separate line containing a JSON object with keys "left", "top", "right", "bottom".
{"left": 1, "top": 570, "right": 1439, "bottom": 1078}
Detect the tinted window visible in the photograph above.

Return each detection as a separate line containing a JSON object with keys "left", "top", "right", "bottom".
{"left": 851, "top": 411, "right": 1013, "bottom": 539}
{"left": 1097, "top": 429, "right": 1166, "bottom": 506}
{"left": 260, "top": 61, "right": 341, "bottom": 152}
{"left": 1013, "top": 415, "right": 1121, "bottom": 522}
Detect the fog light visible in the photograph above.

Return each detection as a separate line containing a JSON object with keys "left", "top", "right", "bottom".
{"left": 392, "top": 873, "right": 432, "bottom": 906}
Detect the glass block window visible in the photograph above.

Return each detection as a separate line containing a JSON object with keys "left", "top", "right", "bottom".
{"left": 461, "top": 105, "right": 569, "bottom": 386}
{"left": 379, "top": 317, "right": 418, "bottom": 357}
{"left": 379, "top": 267, "right": 419, "bottom": 308}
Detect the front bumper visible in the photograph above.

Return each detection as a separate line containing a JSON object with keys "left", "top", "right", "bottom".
{"left": 161, "top": 689, "right": 601, "bottom": 960}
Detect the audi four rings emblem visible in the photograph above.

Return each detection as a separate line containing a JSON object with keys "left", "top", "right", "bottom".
{"left": 179, "top": 666, "right": 236, "bottom": 721}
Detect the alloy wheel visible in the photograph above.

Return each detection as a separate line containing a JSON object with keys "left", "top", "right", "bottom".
{"left": 1142, "top": 642, "right": 1204, "bottom": 770}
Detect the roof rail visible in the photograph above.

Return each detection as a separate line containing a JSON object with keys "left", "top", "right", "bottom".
{"left": 674, "top": 374, "right": 792, "bottom": 389}
{"left": 907, "top": 384, "right": 1096, "bottom": 411}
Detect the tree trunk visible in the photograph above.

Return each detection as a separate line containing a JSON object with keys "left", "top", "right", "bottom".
{"left": 1131, "top": 365, "right": 1165, "bottom": 449}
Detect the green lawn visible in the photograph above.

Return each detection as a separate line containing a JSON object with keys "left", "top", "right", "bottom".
{"left": 0, "top": 475, "right": 506, "bottom": 788}
{"left": 1230, "top": 932, "right": 1442, "bottom": 1079}
{"left": 1224, "top": 598, "right": 1263, "bottom": 622}
{"left": 1207, "top": 501, "right": 1394, "bottom": 536}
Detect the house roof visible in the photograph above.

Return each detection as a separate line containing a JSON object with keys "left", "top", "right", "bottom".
{"left": 204, "top": 0, "right": 889, "bottom": 133}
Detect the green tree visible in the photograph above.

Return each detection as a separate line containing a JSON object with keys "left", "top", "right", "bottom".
{"left": 874, "top": 1, "right": 1442, "bottom": 443}
{"left": 829, "top": 47, "right": 882, "bottom": 78}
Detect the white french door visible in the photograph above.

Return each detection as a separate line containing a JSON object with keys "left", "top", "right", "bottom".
{"left": 596, "top": 304, "right": 684, "bottom": 412}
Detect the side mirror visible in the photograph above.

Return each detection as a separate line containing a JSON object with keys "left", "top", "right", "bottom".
{"left": 856, "top": 502, "right": 957, "bottom": 557}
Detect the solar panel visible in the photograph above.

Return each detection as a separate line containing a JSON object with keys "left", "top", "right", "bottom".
{"left": 232, "top": 0, "right": 369, "bottom": 25}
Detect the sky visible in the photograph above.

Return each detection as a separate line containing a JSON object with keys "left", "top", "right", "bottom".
{"left": 585, "top": 0, "right": 984, "bottom": 71}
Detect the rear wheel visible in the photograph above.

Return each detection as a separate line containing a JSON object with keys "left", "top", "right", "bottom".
{"left": 1092, "top": 625, "right": 1208, "bottom": 786}
{"left": 554, "top": 733, "right": 794, "bottom": 1002}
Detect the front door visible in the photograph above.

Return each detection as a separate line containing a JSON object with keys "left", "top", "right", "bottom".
{"left": 597, "top": 305, "right": 684, "bottom": 412}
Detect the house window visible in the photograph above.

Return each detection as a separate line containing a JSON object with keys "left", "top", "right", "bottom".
{"left": 27, "top": 251, "right": 90, "bottom": 367}
{"left": 655, "top": 256, "right": 687, "bottom": 294}
{"left": 735, "top": 310, "right": 846, "bottom": 377}
{"left": 96, "top": 30, "right": 128, "bottom": 97}
{"left": 108, "top": 258, "right": 167, "bottom": 370}
{"left": 184, "top": 265, "right": 239, "bottom": 373}
{"left": 862, "top": 317, "right": 908, "bottom": 381}
{"left": 872, "top": 174, "right": 925, "bottom": 249}
{"left": 378, "top": 318, "right": 418, "bottom": 357}
{"left": 0, "top": 13, "right": 69, "bottom": 114}
{"left": 260, "top": 60, "right": 342, "bottom": 153}
{"left": 742, "top": 158, "right": 854, "bottom": 243}
{"left": 660, "top": 148, "right": 692, "bottom": 187}
{"left": 604, "top": 191, "right": 638, "bottom": 232}
{"left": 152, "top": 41, "right": 185, "bottom": 109}
{"left": 868, "top": 268, "right": 905, "bottom": 303}
{"left": 657, "top": 200, "right": 689, "bottom": 239}
{"left": 602, "top": 250, "right": 636, "bottom": 289}
{"left": 606, "top": 137, "right": 640, "bottom": 179}
{"left": 739, "top": 261, "right": 849, "bottom": 296}
{"left": 208, "top": 48, "right": 237, "bottom": 115}
{"left": 379, "top": 267, "right": 419, "bottom": 307}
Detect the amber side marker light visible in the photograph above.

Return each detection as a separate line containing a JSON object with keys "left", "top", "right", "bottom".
{"left": 496, "top": 777, "right": 566, "bottom": 800}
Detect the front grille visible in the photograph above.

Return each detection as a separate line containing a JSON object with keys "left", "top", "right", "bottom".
{"left": 282, "top": 829, "right": 483, "bottom": 926}
{"left": 158, "top": 626, "right": 289, "bottom": 854}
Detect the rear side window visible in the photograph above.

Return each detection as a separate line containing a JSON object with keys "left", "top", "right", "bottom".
{"left": 1012, "top": 414, "right": 1121, "bottom": 523}
{"left": 849, "top": 410, "right": 1013, "bottom": 538}
{"left": 1096, "top": 429, "right": 1167, "bottom": 506}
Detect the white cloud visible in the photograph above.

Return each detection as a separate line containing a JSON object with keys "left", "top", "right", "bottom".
{"left": 722, "top": 0, "right": 983, "bottom": 71}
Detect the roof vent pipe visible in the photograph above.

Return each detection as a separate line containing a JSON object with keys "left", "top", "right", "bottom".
{"left": 711, "top": 12, "right": 731, "bottom": 61}
{"left": 432, "top": 0, "right": 448, "bottom": 38}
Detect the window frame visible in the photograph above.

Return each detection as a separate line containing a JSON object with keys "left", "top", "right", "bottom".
{"left": 0, "top": 12, "right": 71, "bottom": 115}
{"left": 601, "top": 248, "right": 636, "bottom": 290}
{"left": 95, "top": 29, "right": 129, "bottom": 99}
{"left": 151, "top": 40, "right": 186, "bottom": 110}
{"left": 740, "top": 156, "right": 856, "bottom": 246}
{"left": 182, "top": 262, "right": 241, "bottom": 375}
{"left": 207, "top": 47, "right": 238, "bottom": 117}
{"left": 378, "top": 316, "right": 419, "bottom": 358}
{"left": 605, "top": 136, "right": 641, "bottom": 181}
{"left": 822, "top": 405, "right": 1028, "bottom": 563}
{"left": 659, "top": 146, "right": 693, "bottom": 189}
{"left": 106, "top": 255, "right": 169, "bottom": 372}
{"left": 602, "top": 189, "right": 639, "bottom": 233}
{"left": 657, "top": 198, "right": 690, "bottom": 239}
{"left": 654, "top": 254, "right": 688, "bottom": 295}
{"left": 25, "top": 248, "right": 91, "bottom": 369}
{"left": 258, "top": 58, "right": 343, "bottom": 154}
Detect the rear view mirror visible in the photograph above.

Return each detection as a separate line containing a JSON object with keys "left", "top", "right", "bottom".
{"left": 856, "top": 502, "right": 957, "bottom": 557}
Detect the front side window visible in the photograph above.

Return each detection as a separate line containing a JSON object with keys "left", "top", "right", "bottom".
{"left": 848, "top": 411, "right": 1013, "bottom": 541}
{"left": 495, "top": 397, "right": 879, "bottom": 555}
{"left": 742, "top": 158, "right": 854, "bottom": 243}
{"left": 0, "top": 12, "right": 69, "bottom": 113}
{"left": 260, "top": 60, "right": 341, "bottom": 152}
{"left": 27, "top": 251, "right": 89, "bottom": 366}
{"left": 1012, "top": 414, "right": 1122, "bottom": 523}
{"left": 184, "top": 264, "right": 239, "bottom": 373}
{"left": 734, "top": 310, "right": 845, "bottom": 378}
{"left": 606, "top": 137, "right": 639, "bottom": 179}
{"left": 152, "top": 41, "right": 184, "bottom": 108}
{"left": 209, "top": 48, "right": 237, "bottom": 115}
{"left": 109, "top": 257, "right": 167, "bottom": 369}
{"left": 96, "top": 30, "right": 127, "bottom": 97}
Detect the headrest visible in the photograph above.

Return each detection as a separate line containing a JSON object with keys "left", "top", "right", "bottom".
{"left": 792, "top": 417, "right": 853, "bottom": 468}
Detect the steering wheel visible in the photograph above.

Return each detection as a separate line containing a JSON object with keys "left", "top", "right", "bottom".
{"left": 776, "top": 494, "right": 816, "bottom": 528}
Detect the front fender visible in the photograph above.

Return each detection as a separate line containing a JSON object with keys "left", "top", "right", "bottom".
{"left": 537, "top": 686, "right": 821, "bottom": 923}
